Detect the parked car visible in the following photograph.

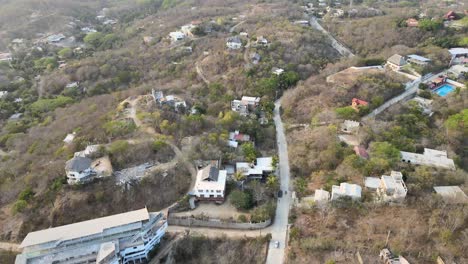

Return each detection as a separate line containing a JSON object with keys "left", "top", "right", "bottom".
{"left": 278, "top": 190, "right": 283, "bottom": 198}
{"left": 275, "top": 241, "right": 280, "bottom": 248}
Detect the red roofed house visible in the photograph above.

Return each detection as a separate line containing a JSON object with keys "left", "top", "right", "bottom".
{"left": 354, "top": 146, "right": 369, "bottom": 159}
{"left": 444, "top": 11, "right": 459, "bottom": 21}
{"left": 351, "top": 98, "right": 369, "bottom": 111}
{"left": 406, "top": 18, "right": 419, "bottom": 27}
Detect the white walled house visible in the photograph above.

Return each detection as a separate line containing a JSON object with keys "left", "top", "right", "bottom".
{"left": 400, "top": 148, "right": 456, "bottom": 170}
{"left": 226, "top": 36, "right": 242, "bottom": 49}
{"left": 331, "top": 183, "right": 362, "bottom": 201}
{"left": 314, "top": 189, "right": 330, "bottom": 205}
{"left": 193, "top": 165, "right": 227, "bottom": 203}
{"left": 15, "top": 208, "right": 167, "bottom": 264}
{"left": 386, "top": 54, "right": 407, "bottom": 71}
{"left": 236, "top": 157, "right": 274, "bottom": 179}
{"left": 65, "top": 156, "right": 96, "bottom": 184}
{"left": 365, "top": 171, "right": 408, "bottom": 202}
{"left": 169, "top": 31, "right": 185, "bottom": 42}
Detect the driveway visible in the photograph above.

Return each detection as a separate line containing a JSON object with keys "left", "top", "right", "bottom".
{"left": 265, "top": 100, "right": 292, "bottom": 264}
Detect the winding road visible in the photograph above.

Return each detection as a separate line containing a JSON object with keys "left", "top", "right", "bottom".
{"left": 309, "top": 16, "right": 354, "bottom": 58}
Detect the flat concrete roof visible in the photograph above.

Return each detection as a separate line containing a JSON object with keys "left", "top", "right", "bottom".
{"left": 20, "top": 208, "right": 150, "bottom": 248}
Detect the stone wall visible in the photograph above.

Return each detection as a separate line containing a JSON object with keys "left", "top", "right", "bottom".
{"left": 168, "top": 216, "right": 271, "bottom": 230}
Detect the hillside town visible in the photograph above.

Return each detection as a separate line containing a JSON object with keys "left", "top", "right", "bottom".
{"left": 0, "top": 0, "right": 467, "bottom": 264}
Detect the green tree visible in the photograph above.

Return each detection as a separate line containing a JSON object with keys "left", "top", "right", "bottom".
{"left": 58, "top": 47, "right": 73, "bottom": 59}
{"left": 241, "top": 142, "right": 257, "bottom": 163}
{"left": 84, "top": 32, "right": 104, "bottom": 48}
{"left": 295, "top": 177, "right": 308, "bottom": 197}
{"left": 335, "top": 106, "right": 358, "bottom": 120}
{"left": 418, "top": 19, "right": 443, "bottom": 31}
{"left": 266, "top": 175, "right": 279, "bottom": 191}
{"left": 229, "top": 190, "right": 253, "bottom": 210}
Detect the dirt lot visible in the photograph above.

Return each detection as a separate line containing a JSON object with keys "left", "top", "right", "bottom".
{"left": 172, "top": 202, "right": 248, "bottom": 220}
{"left": 288, "top": 197, "right": 468, "bottom": 264}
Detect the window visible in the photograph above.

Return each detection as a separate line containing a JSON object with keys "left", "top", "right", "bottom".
{"left": 210, "top": 195, "right": 214, "bottom": 198}
{"left": 216, "top": 190, "right": 221, "bottom": 193}
{"left": 198, "top": 189, "right": 203, "bottom": 193}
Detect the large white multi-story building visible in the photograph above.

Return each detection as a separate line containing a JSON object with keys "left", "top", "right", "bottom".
{"left": 15, "top": 208, "right": 167, "bottom": 264}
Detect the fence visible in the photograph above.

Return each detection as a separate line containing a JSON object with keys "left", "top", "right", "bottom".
{"left": 168, "top": 216, "right": 271, "bottom": 230}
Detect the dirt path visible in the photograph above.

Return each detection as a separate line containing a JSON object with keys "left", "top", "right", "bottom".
{"left": 243, "top": 39, "right": 251, "bottom": 64}
{"left": 229, "top": 20, "right": 246, "bottom": 33}
{"left": 0, "top": 241, "right": 20, "bottom": 252}
{"left": 123, "top": 96, "right": 197, "bottom": 190}
{"left": 195, "top": 61, "right": 210, "bottom": 85}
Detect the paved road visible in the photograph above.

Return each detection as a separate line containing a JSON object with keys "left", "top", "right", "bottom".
{"left": 265, "top": 101, "right": 292, "bottom": 264}
{"left": 309, "top": 16, "right": 355, "bottom": 58}
{"left": 363, "top": 73, "right": 436, "bottom": 119}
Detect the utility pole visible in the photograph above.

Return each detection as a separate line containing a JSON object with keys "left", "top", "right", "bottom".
{"left": 385, "top": 230, "right": 391, "bottom": 247}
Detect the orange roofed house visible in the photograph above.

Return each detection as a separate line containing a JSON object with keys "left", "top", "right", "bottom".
{"left": 351, "top": 98, "right": 369, "bottom": 111}
{"left": 406, "top": 18, "right": 419, "bottom": 27}
{"left": 444, "top": 11, "right": 459, "bottom": 21}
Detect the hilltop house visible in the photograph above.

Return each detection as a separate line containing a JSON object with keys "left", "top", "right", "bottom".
{"left": 272, "top": 67, "right": 284, "bottom": 75}
{"left": 407, "top": 54, "right": 431, "bottom": 66}
{"left": 256, "top": 36, "right": 268, "bottom": 46}
{"left": 169, "top": 31, "right": 185, "bottom": 42}
{"left": 193, "top": 164, "right": 227, "bottom": 203}
{"left": 351, "top": 98, "right": 368, "bottom": 111}
{"left": 314, "top": 189, "right": 330, "bottom": 205}
{"left": 74, "top": 145, "right": 101, "bottom": 158}
{"left": 47, "top": 34, "right": 66, "bottom": 43}
{"left": 227, "top": 130, "right": 251, "bottom": 148}
{"left": 386, "top": 54, "right": 407, "bottom": 71}
{"left": 65, "top": 157, "right": 96, "bottom": 184}
{"left": 443, "top": 11, "right": 459, "bottom": 21}
{"left": 15, "top": 208, "right": 167, "bottom": 264}
{"left": 433, "top": 186, "right": 468, "bottom": 203}
{"left": 231, "top": 96, "right": 260, "bottom": 116}
{"left": 63, "top": 132, "right": 76, "bottom": 144}
{"left": 449, "top": 47, "right": 468, "bottom": 65}
{"left": 400, "top": 148, "right": 456, "bottom": 170}
{"left": 406, "top": 18, "right": 419, "bottom": 27}
{"left": 226, "top": 36, "right": 242, "bottom": 49}
{"left": 341, "top": 120, "right": 360, "bottom": 134}
{"left": 250, "top": 52, "right": 261, "bottom": 64}
{"left": 152, "top": 90, "right": 187, "bottom": 112}
{"left": 365, "top": 171, "right": 407, "bottom": 202}
{"left": 236, "top": 157, "right": 274, "bottom": 179}
{"left": 331, "top": 182, "right": 362, "bottom": 201}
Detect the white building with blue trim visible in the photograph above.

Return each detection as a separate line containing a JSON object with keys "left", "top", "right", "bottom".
{"left": 15, "top": 208, "right": 167, "bottom": 264}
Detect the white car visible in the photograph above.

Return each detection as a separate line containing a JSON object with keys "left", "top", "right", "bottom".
{"left": 274, "top": 241, "right": 280, "bottom": 248}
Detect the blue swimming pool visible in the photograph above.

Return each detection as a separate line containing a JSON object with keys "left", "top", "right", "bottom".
{"left": 434, "top": 84, "right": 455, "bottom": 97}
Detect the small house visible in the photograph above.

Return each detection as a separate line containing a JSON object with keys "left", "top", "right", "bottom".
{"left": 65, "top": 157, "right": 96, "bottom": 184}
{"left": 226, "top": 36, "right": 242, "bottom": 49}
{"left": 236, "top": 157, "right": 274, "bottom": 179}
{"left": 227, "top": 131, "right": 251, "bottom": 148}
{"left": 400, "top": 148, "right": 456, "bottom": 170}
{"left": 443, "top": 11, "right": 459, "bottom": 21}
{"left": 47, "top": 34, "right": 66, "bottom": 43}
{"left": 407, "top": 54, "right": 431, "bottom": 66}
{"left": 433, "top": 186, "right": 468, "bottom": 203}
{"left": 314, "top": 189, "right": 330, "bottom": 205}
{"left": 341, "top": 120, "right": 360, "bottom": 134}
{"left": 351, "top": 98, "right": 368, "bottom": 111}
{"left": 231, "top": 96, "right": 260, "bottom": 116}
{"left": 250, "top": 52, "right": 261, "bottom": 64}
{"left": 272, "top": 67, "right": 284, "bottom": 75}
{"left": 193, "top": 165, "right": 227, "bottom": 203}
{"left": 169, "top": 31, "right": 185, "bottom": 42}
{"left": 63, "top": 132, "right": 76, "bottom": 144}
{"left": 386, "top": 54, "right": 407, "bottom": 71}
{"left": 256, "top": 36, "right": 268, "bottom": 46}
{"left": 331, "top": 182, "right": 362, "bottom": 201}
{"left": 406, "top": 18, "right": 419, "bottom": 27}
{"left": 366, "top": 171, "right": 408, "bottom": 202}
